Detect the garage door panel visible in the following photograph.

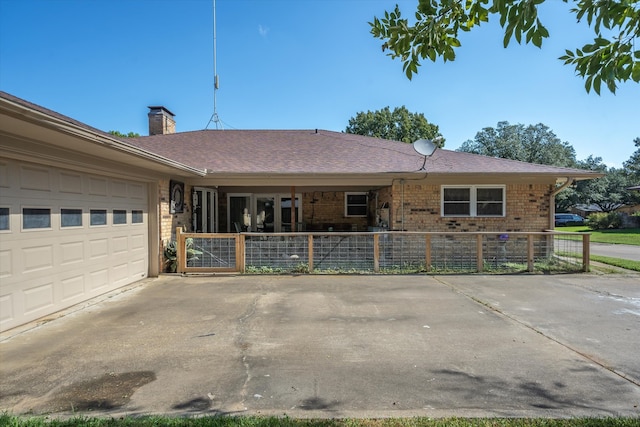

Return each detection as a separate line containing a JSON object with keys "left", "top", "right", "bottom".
{"left": 23, "top": 281, "right": 54, "bottom": 315}
{"left": 89, "top": 268, "right": 109, "bottom": 292}
{"left": 22, "top": 244, "right": 54, "bottom": 273}
{"left": 0, "top": 248, "right": 12, "bottom": 278}
{"left": 60, "top": 241, "right": 85, "bottom": 265}
{"left": 61, "top": 274, "right": 85, "bottom": 302}
{"left": 0, "top": 293, "right": 14, "bottom": 325}
{"left": 59, "top": 172, "right": 83, "bottom": 193}
{"left": 112, "top": 236, "right": 129, "bottom": 254}
{"left": 20, "top": 165, "right": 51, "bottom": 191}
{"left": 0, "top": 159, "right": 149, "bottom": 332}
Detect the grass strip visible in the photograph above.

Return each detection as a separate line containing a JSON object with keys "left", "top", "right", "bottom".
{"left": 589, "top": 255, "right": 640, "bottom": 272}
{"left": 557, "top": 227, "right": 640, "bottom": 246}
{"left": 2, "top": 416, "right": 640, "bottom": 427}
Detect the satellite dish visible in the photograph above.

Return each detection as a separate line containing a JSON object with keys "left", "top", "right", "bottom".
{"left": 413, "top": 138, "right": 438, "bottom": 156}
{"left": 413, "top": 137, "right": 441, "bottom": 170}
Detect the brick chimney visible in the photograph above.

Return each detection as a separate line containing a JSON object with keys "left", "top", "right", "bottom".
{"left": 147, "top": 106, "right": 176, "bottom": 135}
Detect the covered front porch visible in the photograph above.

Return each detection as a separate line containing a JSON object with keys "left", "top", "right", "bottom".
{"left": 188, "top": 173, "right": 398, "bottom": 235}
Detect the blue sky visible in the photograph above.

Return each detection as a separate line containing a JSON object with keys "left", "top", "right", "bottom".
{"left": 1, "top": 0, "right": 638, "bottom": 168}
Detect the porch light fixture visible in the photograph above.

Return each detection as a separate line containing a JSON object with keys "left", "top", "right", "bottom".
{"left": 413, "top": 137, "right": 441, "bottom": 170}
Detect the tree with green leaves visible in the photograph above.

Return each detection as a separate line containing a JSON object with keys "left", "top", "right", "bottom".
{"left": 345, "top": 106, "right": 444, "bottom": 145}
{"left": 577, "top": 167, "right": 638, "bottom": 212}
{"left": 109, "top": 130, "right": 141, "bottom": 138}
{"left": 370, "top": 0, "right": 640, "bottom": 94}
{"left": 458, "top": 121, "right": 577, "bottom": 167}
{"left": 623, "top": 137, "right": 640, "bottom": 181}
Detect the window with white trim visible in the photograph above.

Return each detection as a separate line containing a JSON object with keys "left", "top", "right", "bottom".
{"left": 61, "top": 208, "right": 83, "bottom": 228}
{"left": 0, "top": 207, "right": 10, "bottom": 231}
{"left": 90, "top": 209, "right": 107, "bottom": 226}
{"left": 345, "top": 192, "right": 368, "bottom": 217}
{"left": 113, "top": 209, "right": 127, "bottom": 225}
{"left": 23, "top": 208, "right": 51, "bottom": 229}
{"left": 441, "top": 185, "right": 505, "bottom": 217}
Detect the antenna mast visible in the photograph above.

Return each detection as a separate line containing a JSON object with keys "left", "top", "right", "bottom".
{"left": 206, "top": 0, "right": 222, "bottom": 129}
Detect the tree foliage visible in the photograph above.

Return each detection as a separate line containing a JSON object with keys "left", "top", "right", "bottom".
{"left": 577, "top": 167, "right": 638, "bottom": 212}
{"left": 458, "top": 121, "right": 577, "bottom": 167}
{"left": 109, "top": 130, "right": 141, "bottom": 138}
{"left": 345, "top": 106, "right": 444, "bottom": 145}
{"left": 623, "top": 137, "right": 640, "bottom": 181}
{"left": 370, "top": 0, "right": 640, "bottom": 94}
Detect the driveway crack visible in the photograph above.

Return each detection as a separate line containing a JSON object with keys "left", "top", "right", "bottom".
{"left": 234, "top": 294, "right": 260, "bottom": 410}
{"left": 433, "top": 276, "right": 640, "bottom": 388}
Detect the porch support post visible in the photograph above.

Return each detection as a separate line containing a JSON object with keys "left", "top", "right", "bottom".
{"left": 308, "top": 235, "right": 314, "bottom": 273}
{"left": 476, "top": 234, "right": 484, "bottom": 272}
{"left": 527, "top": 234, "right": 535, "bottom": 272}
{"left": 582, "top": 233, "right": 590, "bottom": 272}
{"left": 425, "top": 234, "right": 431, "bottom": 272}
{"left": 373, "top": 233, "right": 380, "bottom": 273}
{"left": 291, "top": 186, "right": 296, "bottom": 232}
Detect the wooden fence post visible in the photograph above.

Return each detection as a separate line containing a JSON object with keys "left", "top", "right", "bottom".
{"left": 476, "top": 234, "right": 484, "bottom": 272}
{"left": 425, "top": 234, "right": 431, "bottom": 272}
{"left": 527, "top": 234, "right": 534, "bottom": 272}
{"left": 237, "top": 234, "right": 245, "bottom": 273}
{"left": 308, "top": 235, "right": 314, "bottom": 273}
{"left": 582, "top": 233, "right": 590, "bottom": 272}
{"left": 176, "top": 227, "right": 185, "bottom": 274}
{"left": 373, "top": 233, "right": 380, "bottom": 273}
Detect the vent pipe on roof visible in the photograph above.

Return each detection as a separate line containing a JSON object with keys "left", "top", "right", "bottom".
{"left": 148, "top": 106, "right": 176, "bottom": 135}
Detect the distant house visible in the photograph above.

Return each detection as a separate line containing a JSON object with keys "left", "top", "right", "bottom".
{"left": 0, "top": 91, "right": 601, "bottom": 331}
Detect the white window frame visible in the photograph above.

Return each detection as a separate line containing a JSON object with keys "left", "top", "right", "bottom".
{"left": 21, "top": 206, "right": 52, "bottom": 231}
{"left": 441, "top": 185, "right": 505, "bottom": 217}
{"left": 0, "top": 206, "right": 11, "bottom": 233}
{"left": 60, "top": 207, "right": 84, "bottom": 229}
{"left": 112, "top": 209, "right": 128, "bottom": 226}
{"left": 89, "top": 208, "right": 108, "bottom": 227}
{"left": 132, "top": 209, "right": 144, "bottom": 224}
{"left": 345, "top": 192, "right": 368, "bottom": 217}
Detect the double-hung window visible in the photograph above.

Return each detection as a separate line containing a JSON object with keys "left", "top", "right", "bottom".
{"left": 345, "top": 192, "right": 368, "bottom": 217}
{"left": 442, "top": 185, "right": 505, "bottom": 217}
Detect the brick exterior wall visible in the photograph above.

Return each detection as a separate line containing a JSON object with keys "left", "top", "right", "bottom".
{"left": 302, "top": 191, "right": 369, "bottom": 231}
{"left": 178, "top": 183, "right": 553, "bottom": 234}
{"left": 390, "top": 182, "right": 553, "bottom": 232}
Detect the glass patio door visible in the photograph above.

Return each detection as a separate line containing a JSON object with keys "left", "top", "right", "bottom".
{"left": 280, "top": 196, "right": 300, "bottom": 231}
{"left": 192, "top": 187, "right": 217, "bottom": 233}
{"left": 255, "top": 195, "right": 275, "bottom": 232}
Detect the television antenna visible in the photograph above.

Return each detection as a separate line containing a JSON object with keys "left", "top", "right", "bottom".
{"left": 413, "top": 136, "right": 442, "bottom": 170}
{"left": 206, "top": 0, "right": 222, "bottom": 129}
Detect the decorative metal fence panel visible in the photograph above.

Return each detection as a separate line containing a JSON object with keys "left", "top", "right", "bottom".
{"left": 175, "top": 229, "right": 589, "bottom": 274}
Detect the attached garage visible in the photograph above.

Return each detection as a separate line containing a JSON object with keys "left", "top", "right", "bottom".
{"left": 0, "top": 160, "right": 150, "bottom": 330}
{"left": 0, "top": 92, "right": 203, "bottom": 332}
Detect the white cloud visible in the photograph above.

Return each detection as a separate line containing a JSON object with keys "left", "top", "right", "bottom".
{"left": 258, "top": 24, "right": 269, "bottom": 37}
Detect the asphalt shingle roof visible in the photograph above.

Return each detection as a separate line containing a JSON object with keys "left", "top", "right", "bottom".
{"left": 128, "top": 129, "right": 599, "bottom": 177}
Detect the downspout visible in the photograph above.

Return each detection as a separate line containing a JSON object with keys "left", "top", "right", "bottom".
{"left": 550, "top": 177, "right": 575, "bottom": 228}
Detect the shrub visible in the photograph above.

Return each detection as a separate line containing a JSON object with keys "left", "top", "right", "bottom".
{"left": 587, "top": 212, "right": 623, "bottom": 230}
{"left": 163, "top": 238, "right": 202, "bottom": 272}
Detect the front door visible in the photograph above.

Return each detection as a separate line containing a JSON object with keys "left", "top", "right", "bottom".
{"left": 193, "top": 187, "right": 217, "bottom": 233}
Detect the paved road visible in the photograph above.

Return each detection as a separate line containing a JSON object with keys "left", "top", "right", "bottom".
{"left": 590, "top": 242, "right": 640, "bottom": 261}
{"left": 1, "top": 274, "right": 639, "bottom": 419}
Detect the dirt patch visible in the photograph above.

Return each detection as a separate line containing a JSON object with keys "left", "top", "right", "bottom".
{"left": 41, "top": 371, "right": 156, "bottom": 413}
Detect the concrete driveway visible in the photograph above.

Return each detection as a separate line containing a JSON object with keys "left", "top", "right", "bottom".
{"left": 1, "top": 273, "right": 639, "bottom": 419}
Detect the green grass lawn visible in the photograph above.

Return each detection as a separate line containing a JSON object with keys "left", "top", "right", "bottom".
{"left": 2, "top": 415, "right": 640, "bottom": 427}
{"left": 555, "top": 227, "right": 640, "bottom": 246}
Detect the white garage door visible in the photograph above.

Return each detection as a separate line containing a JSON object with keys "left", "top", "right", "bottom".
{"left": 0, "top": 159, "right": 149, "bottom": 332}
